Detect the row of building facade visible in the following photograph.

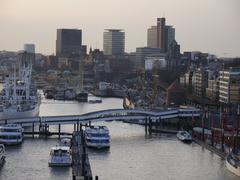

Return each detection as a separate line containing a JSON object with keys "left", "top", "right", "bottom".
{"left": 180, "top": 65, "right": 240, "bottom": 105}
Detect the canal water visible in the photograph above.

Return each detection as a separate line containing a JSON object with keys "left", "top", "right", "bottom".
{"left": 0, "top": 96, "right": 239, "bottom": 180}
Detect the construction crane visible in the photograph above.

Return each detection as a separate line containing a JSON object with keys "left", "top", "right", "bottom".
{"left": 150, "top": 67, "right": 160, "bottom": 106}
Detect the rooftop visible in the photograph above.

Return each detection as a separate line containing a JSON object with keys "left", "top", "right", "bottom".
{"left": 105, "top": 29, "right": 124, "bottom": 32}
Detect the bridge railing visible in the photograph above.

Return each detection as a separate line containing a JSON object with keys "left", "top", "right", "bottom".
{"left": 0, "top": 108, "right": 201, "bottom": 126}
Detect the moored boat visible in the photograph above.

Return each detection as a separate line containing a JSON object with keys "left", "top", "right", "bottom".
{"left": 226, "top": 151, "right": 240, "bottom": 176}
{"left": 48, "top": 146, "right": 72, "bottom": 167}
{"left": 0, "top": 51, "right": 41, "bottom": 121}
{"left": 0, "top": 124, "right": 24, "bottom": 145}
{"left": 176, "top": 131, "right": 192, "bottom": 143}
{"left": 85, "top": 126, "right": 110, "bottom": 149}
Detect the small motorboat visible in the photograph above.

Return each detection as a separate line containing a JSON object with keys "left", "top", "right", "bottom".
{"left": 48, "top": 146, "right": 72, "bottom": 167}
{"left": 226, "top": 150, "right": 240, "bottom": 176}
{"left": 85, "top": 126, "right": 110, "bottom": 149}
{"left": 0, "top": 144, "right": 5, "bottom": 167}
{"left": 176, "top": 131, "right": 192, "bottom": 143}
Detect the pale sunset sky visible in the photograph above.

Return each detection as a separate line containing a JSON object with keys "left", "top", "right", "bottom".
{"left": 0, "top": 0, "right": 239, "bottom": 57}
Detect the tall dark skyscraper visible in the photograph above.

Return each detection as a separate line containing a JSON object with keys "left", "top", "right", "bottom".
{"left": 157, "top": 17, "right": 166, "bottom": 51}
{"left": 56, "top": 29, "right": 86, "bottom": 57}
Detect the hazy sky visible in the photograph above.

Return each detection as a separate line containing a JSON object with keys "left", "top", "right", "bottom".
{"left": 1, "top": 0, "right": 240, "bottom": 57}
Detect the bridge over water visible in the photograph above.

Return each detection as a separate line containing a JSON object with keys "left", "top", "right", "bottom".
{"left": 0, "top": 108, "right": 201, "bottom": 127}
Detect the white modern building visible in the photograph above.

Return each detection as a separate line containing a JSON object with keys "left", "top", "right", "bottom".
{"left": 219, "top": 67, "right": 240, "bottom": 104}
{"left": 145, "top": 55, "right": 167, "bottom": 71}
{"left": 103, "top": 29, "right": 125, "bottom": 55}
{"left": 24, "top": 44, "right": 35, "bottom": 53}
{"left": 135, "top": 47, "right": 161, "bottom": 69}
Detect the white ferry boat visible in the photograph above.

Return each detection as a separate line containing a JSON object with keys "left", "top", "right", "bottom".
{"left": 0, "top": 52, "right": 41, "bottom": 120}
{"left": 48, "top": 146, "right": 72, "bottom": 167}
{"left": 0, "top": 144, "right": 5, "bottom": 166}
{"left": 85, "top": 126, "right": 110, "bottom": 149}
{"left": 0, "top": 124, "right": 24, "bottom": 145}
{"left": 176, "top": 131, "right": 192, "bottom": 143}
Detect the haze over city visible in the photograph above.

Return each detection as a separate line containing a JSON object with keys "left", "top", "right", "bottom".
{"left": 1, "top": 0, "right": 240, "bottom": 179}
{"left": 1, "top": 0, "right": 240, "bottom": 57}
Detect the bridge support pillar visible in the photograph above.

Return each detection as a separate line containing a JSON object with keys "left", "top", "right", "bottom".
{"left": 32, "top": 123, "right": 35, "bottom": 138}
{"left": 148, "top": 117, "right": 152, "bottom": 135}
{"left": 44, "top": 124, "right": 49, "bottom": 138}
{"left": 158, "top": 117, "right": 161, "bottom": 129}
{"left": 145, "top": 117, "right": 148, "bottom": 134}
{"left": 77, "top": 121, "right": 79, "bottom": 131}
{"left": 58, "top": 124, "right": 61, "bottom": 139}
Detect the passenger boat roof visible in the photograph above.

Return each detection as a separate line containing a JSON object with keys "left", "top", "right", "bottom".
{"left": 85, "top": 126, "right": 109, "bottom": 133}
{"left": 51, "top": 146, "right": 70, "bottom": 151}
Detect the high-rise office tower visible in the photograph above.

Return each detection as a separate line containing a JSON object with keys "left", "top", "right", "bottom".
{"left": 24, "top": 44, "right": 35, "bottom": 53}
{"left": 56, "top": 29, "right": 86, "bottom": 57}
{"left": 147, "top": 18, "right": 175, "bottom": 52}
{"left": 103, "top": 29, "right": 125, "bottom": 55}
{"left": 157, "top": 17, "right": 166, "bottom": 51}
{"left": 165, "top": 26, "right": 175, "bottom": 52}
{"left": 147, "top": 26, "right": 158, "bottom": 48}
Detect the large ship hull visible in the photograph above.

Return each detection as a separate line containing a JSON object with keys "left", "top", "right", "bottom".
{"left": 0, "top": 103, "right": 40, "bottom": 121}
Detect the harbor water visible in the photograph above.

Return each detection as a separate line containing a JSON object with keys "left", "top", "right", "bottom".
{"left": 0, "top": 96, "right": 239, "bottom": 180}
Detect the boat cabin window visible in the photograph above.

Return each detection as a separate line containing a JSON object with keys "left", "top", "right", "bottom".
{"left": 0, "top": 129, "right": 21, "bottom": 132}
{"left": 89, "top": 139, "right": 109, "bottom": 143}
{"left": 0, "top": 135, "right": 21, "bottom": 139}
{"left": 87, "top": 133, "right": 109, "bottom": 138}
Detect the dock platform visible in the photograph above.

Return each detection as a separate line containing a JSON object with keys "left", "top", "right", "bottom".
{"left": 71, "top": 131, "right": 93, "bottom": 180}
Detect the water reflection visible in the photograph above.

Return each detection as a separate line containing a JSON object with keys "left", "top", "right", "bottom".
{"left": 0, "top": 98, "right": 239, "bottom": 179}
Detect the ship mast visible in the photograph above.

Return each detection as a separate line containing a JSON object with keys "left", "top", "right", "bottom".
{"left": 77, "top": 59, "right": 84, "bottom": 94}
{"left": 18, "top": 52, "right": 34, "bottom": 101}
{"left": 13, "top": 64, "right": 17, "bottom": 104}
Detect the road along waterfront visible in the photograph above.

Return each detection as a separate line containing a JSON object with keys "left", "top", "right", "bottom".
{"left": 0, "top": 96, "right": 239, "bottom": 180}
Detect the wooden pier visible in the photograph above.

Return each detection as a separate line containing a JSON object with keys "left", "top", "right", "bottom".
{"left": 22, "top": 122, "right": 99, "bottom": 179}
{"left": 71, "top": 130, "right": 93, "bottom": 180}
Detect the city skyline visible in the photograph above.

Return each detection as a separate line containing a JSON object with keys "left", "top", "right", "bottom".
{"left": 1, "top": 0, "right": 240, "bottom": 57}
